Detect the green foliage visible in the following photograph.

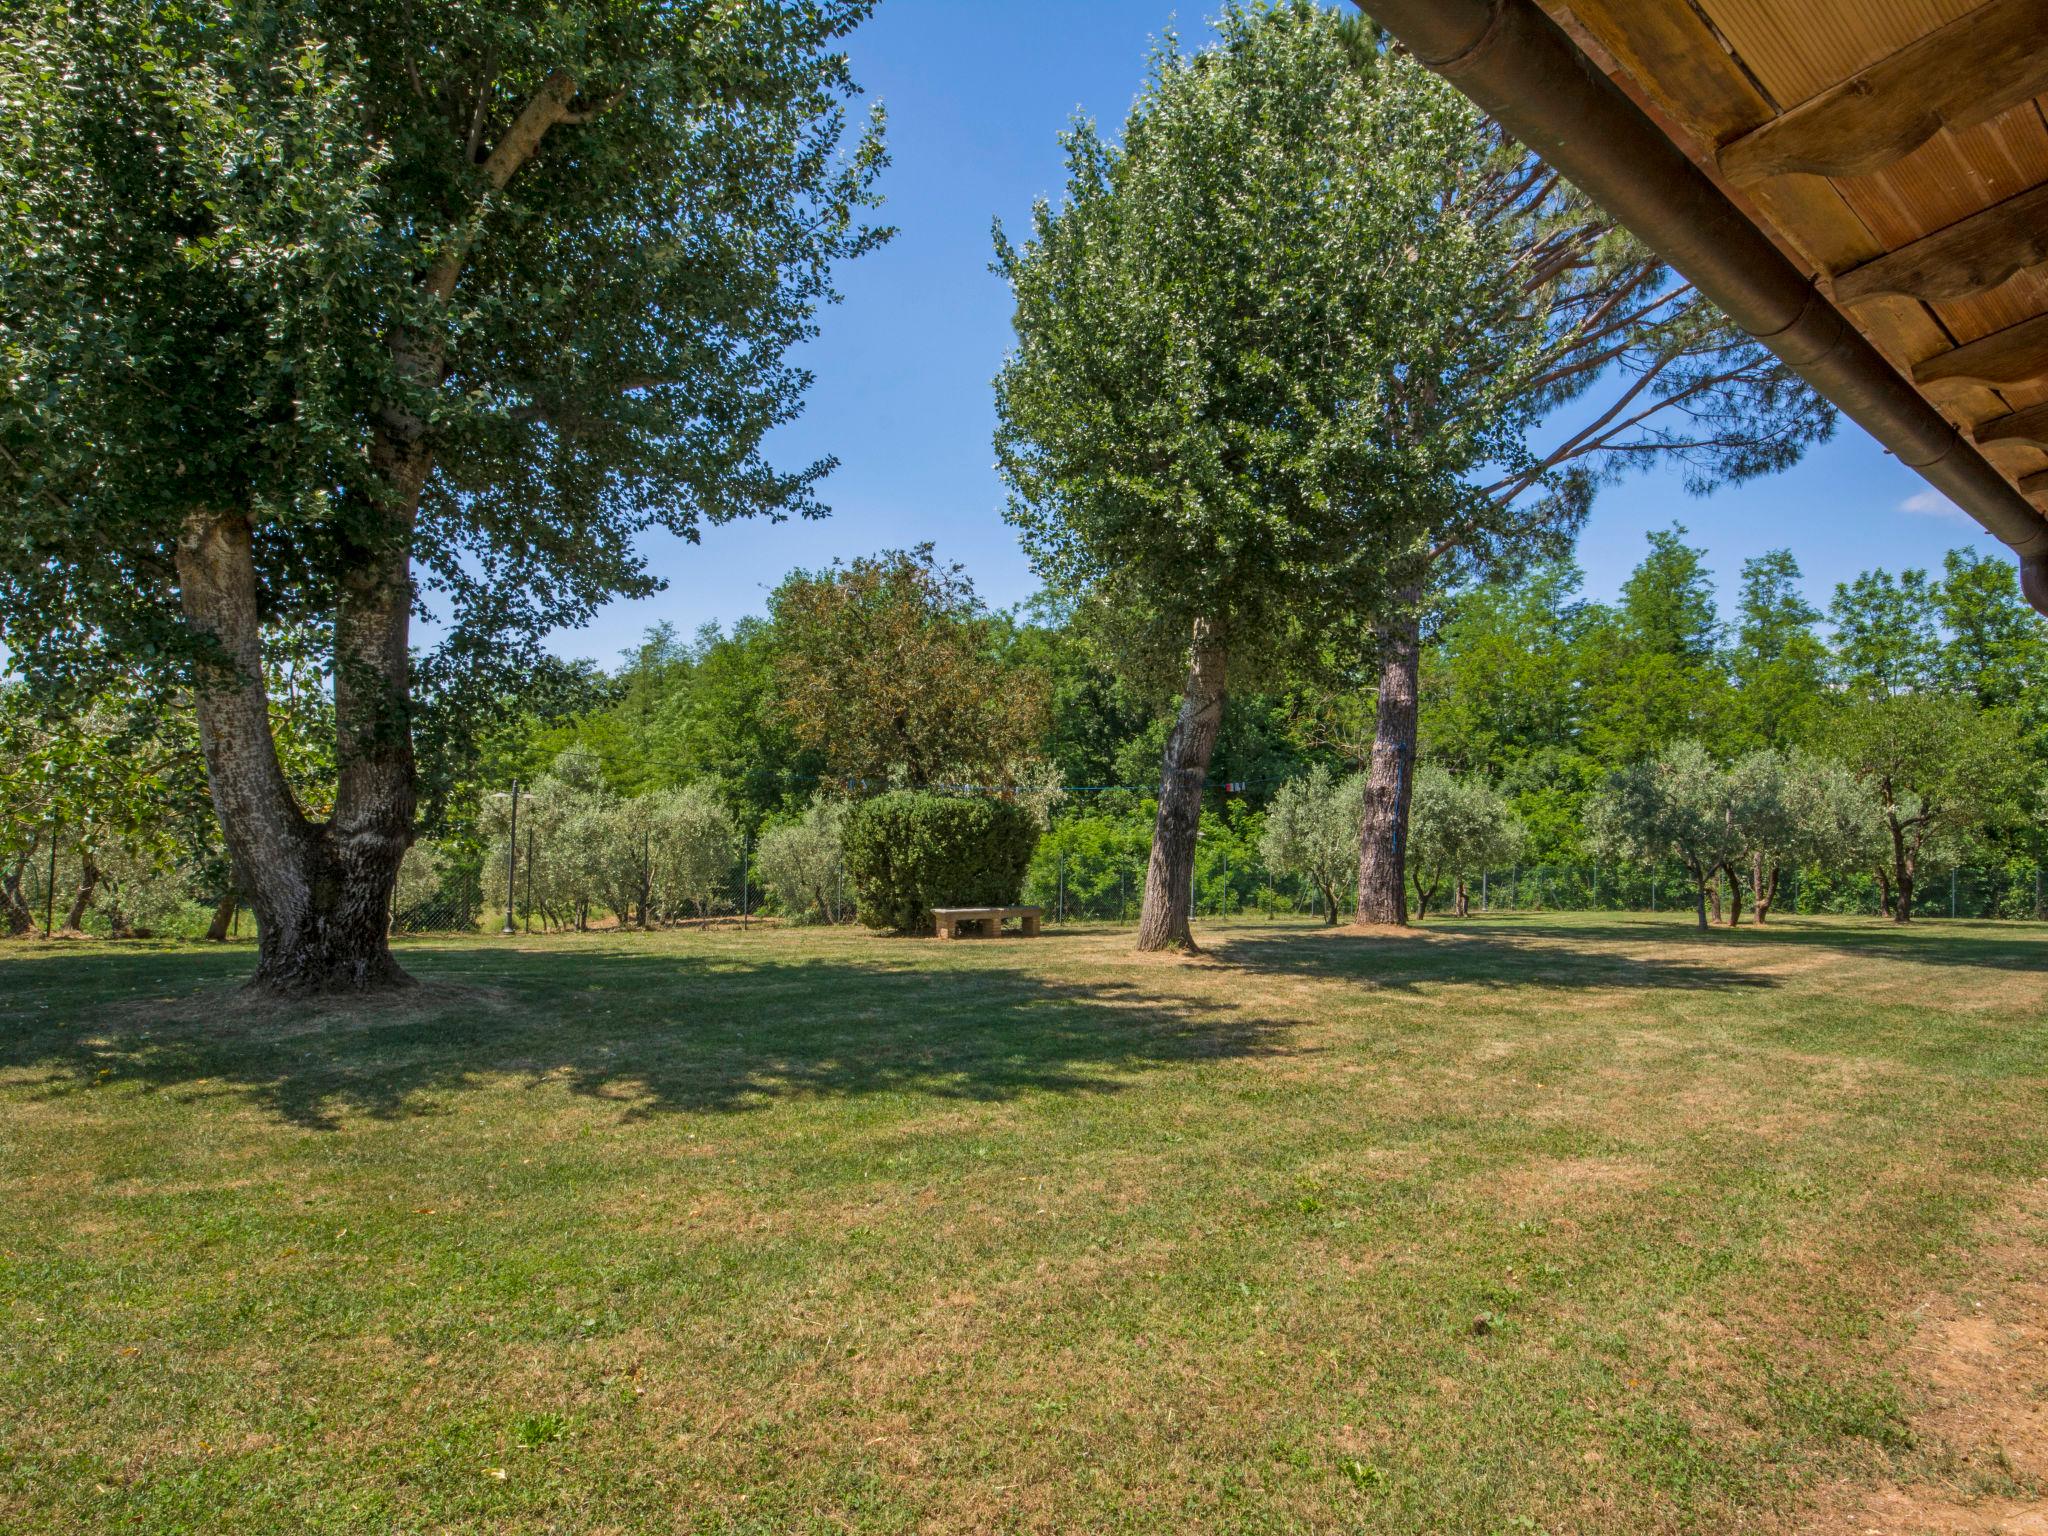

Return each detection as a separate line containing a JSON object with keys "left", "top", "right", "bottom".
{"left": 769, "top": 547, "right": 1051, "bottom": 788}
{"left": 1830, "top": 570, "right": 1942, "bottom": 697}
{"left": 0, "top": 0, "right": 890, "bottom": 693}
{"left": 993, "top": 0, "right": 1534, "bottom": 690}
{"left": 1406, "top": 768, "right": 1523, "bottom": 917}
{"left": 841, "top": 792, "right": 1039, "bottom": 933}
{"left": 1258, "top": 765, "right": 1363, "bottom": 922}
{"left": 755, "top": 798, "right": 849, "bottom": 923}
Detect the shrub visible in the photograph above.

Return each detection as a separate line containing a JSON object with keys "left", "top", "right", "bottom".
{"left": 842, "top": 791, "right": 1039, "bottom": 933}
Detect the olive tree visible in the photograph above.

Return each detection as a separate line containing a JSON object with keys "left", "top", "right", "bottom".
{"left": 1827, "top": 694, "right": 2027, "bottom": 922}
{"left": 1585, "top": 741, "right": 1741, "bottom": 933}
{"left": 649, "top": 784, "right": 739, "bottom": 921}
{"left": 0, "top": 1, "right": 886, "bottom": 991}
{"left": 1258, "top": 765, "right": 1364, "bottom": 924}
{"left": 1405, "top": 767, "right": 1523, "bottom": 920}
{"left": 756, "top": 797, "right": 850, "bottom": 923}
{"left": 994, "top": 2, "right": 1531, "bottom": 951}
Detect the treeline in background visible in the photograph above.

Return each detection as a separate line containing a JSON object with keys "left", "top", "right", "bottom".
{"left": 4, "top": 528, "right": 2046, "bottom": 939}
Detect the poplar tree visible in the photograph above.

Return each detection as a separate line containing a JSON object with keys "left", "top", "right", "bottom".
{"left": 994, "top": 1, "right": 1530, "bottom": 950}
{"left": 0, "top": 1, "right": 886, "bottom": 991}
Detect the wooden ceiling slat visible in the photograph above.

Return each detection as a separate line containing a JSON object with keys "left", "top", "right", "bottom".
{"left": 1716, "top": 1, "right": 2048, "bottom": 185}
{"left": 1551, "top": 0, "right": 2048, "bottom": 502}
{"left": 1831, "top": 181, "right": 2048, "bottom": 307}
{"left": 1696, "top": 0, "right": 1974, "bottom": 108}
{"left": 1554, "top": 0, "right": 1886, "bottom": 277}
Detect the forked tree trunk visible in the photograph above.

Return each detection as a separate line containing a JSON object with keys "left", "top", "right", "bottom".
{"left": 1751, "top": 853, "right": 1779, "bottom": 924}
{"left": 1874, "top": 864, "right": 1895, "bottom": 920}
{"left": 1721, "top": 862, "right": 1742, "bottom": 927}
{"left": 205, "top": 891, "right": 238, "bottom": 943}
{"left": 177, "top": 510, "right": 416, "bottom": 994}
{"left": 1357, "top": 593, "right": 1422, "bottom": 926}
{"left": 64, "top": 852, "right": 99, "bottom": 932}
{"left": 1689, "top": 864, "right": 1709, "bottom": 932}
{"left": 1412, "top": 877, "right": 1434, "bottom": 921}
{"left": 1454, "top": 878, "right": 1470, "bottom": 918}
{"left": 168, "top": 74, "right": 590, "bottom": 992}
{"left": 1136, "top": 621, "right": 1227, "bottom": 953}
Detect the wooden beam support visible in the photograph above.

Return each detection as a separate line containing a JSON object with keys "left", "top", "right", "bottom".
{"left": 1975, "top": 403, "right": 2048, "bottom": 453}
{"left": 1717, "top": 0, "right": 2048, "bottom": 186}
{"left": 1915, "top": 314, "right": 2048, "bottom": 394}
{"left": 2023, "top": 469, "right": 2048, "bottom": 504}
{"left": 1832, "top": 183, "right": 2048, "bottom": 307}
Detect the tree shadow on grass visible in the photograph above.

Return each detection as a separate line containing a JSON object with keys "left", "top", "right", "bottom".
{"left": 1210, "top": 920, "right": 1782, "bottom": 994}
{"left": 0, "top": 943, "right": 1301, "bottom": 1131}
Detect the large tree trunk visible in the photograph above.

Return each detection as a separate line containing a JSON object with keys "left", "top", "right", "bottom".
{"left": 1356, "top": 594, "right": 1422, "bottom": 925}
{"left": 1137, "top": 621, "right": 1227, "bottom": 952}
{"left": 177, "top": 510, "right": 415, "bottom": 993}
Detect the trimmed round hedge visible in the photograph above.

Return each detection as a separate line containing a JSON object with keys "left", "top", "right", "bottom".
{"left": 841, "top": 791, "right": 1039, "bottom": 933}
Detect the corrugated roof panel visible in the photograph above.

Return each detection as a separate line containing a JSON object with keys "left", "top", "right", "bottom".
{"left": 1698, "top": 0, "right": 1979, "bottom": 111}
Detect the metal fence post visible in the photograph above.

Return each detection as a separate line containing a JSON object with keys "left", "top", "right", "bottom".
{"left": 501, "top": 778, "right": 520, "bottom": 935}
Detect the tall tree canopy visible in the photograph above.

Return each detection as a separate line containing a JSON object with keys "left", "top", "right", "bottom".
{"left": 0, "top": 0, "right": 887, "bottom": 990}
{"left": 993, "top": 0, "right": 1532, "bottom": 950}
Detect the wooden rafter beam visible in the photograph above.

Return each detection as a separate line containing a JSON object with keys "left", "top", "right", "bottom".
{"left": 1717, "top": 0, "right": 2048, "bottom": 186}
{"left": 1976, "top": 402, "right": 2048, "bottom": 453}
{"left": 1832, "top": 183, "right": 2048, "bottom": 307}
{"left": 2023, "top": 469, "right": 2048, "bottom": 505}
{"left": 1915, "top": 314, "right": 2048, "bottom": 394}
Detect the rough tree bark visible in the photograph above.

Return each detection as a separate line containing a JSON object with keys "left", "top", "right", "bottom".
{"left": 1888, "top": 818, "right": 1916, "bottom": 924}
{"left": 1356, "top": 594, "right": 1421, "bottom": 926}
{"left": 63, "top": 852, "right": 99, "bottom": 933}
{"left": 1875, "top": 864, "right": 1895, "bottom": 920}
{"left": 167, "top": 74, "right": 586, "bottom": 994}
{"left": 1750, "top": 852, "right": 1780, "bottom": 924}
{"left": 1, "top": 854, "right": 32, "bottom": 936}
{"left": 1454, "top": 877, "right": 1470, "bottom": 917}
{"left": 177, "top": 510, "right": 414, "bottom": 993}
{"left": 204, "top": 891, "right": 238, "bottom": 943}
{"left": 1136, "top": 620, "right": 1227, "bottom": 953}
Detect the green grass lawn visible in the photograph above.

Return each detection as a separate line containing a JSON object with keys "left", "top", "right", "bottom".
{"left": 3, "top": 913, "right": 2045, "bottom": 1534}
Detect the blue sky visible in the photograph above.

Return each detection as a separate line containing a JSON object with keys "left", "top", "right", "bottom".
{"left": 553, "top": 0, "right": 2007, "bottom": 665}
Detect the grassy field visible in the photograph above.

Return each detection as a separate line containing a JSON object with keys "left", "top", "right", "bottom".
{"left": 2, "top": 914, "right": 2045, "bottom": 1534}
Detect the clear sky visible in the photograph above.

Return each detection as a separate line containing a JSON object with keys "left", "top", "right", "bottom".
{"left": 552, "top": 0, "right": 2010, "bottom": 666}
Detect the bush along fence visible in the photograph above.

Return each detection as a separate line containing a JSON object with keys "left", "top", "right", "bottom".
{"left": 386, "top": 786, "right": 2048, "bottom": 938}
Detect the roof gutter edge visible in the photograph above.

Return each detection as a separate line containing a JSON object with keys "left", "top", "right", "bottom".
{"left": 1355, "top": 0, "right": 2048, "bottom": 613}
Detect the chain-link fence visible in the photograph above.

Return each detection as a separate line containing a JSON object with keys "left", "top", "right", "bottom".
{"left": 1015, "top": 846, "right": 2048, "bottom": 926}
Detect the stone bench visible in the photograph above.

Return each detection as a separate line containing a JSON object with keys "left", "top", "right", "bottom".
{"left": 932, "top": 905, "right": 1042, "bottom": 939}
